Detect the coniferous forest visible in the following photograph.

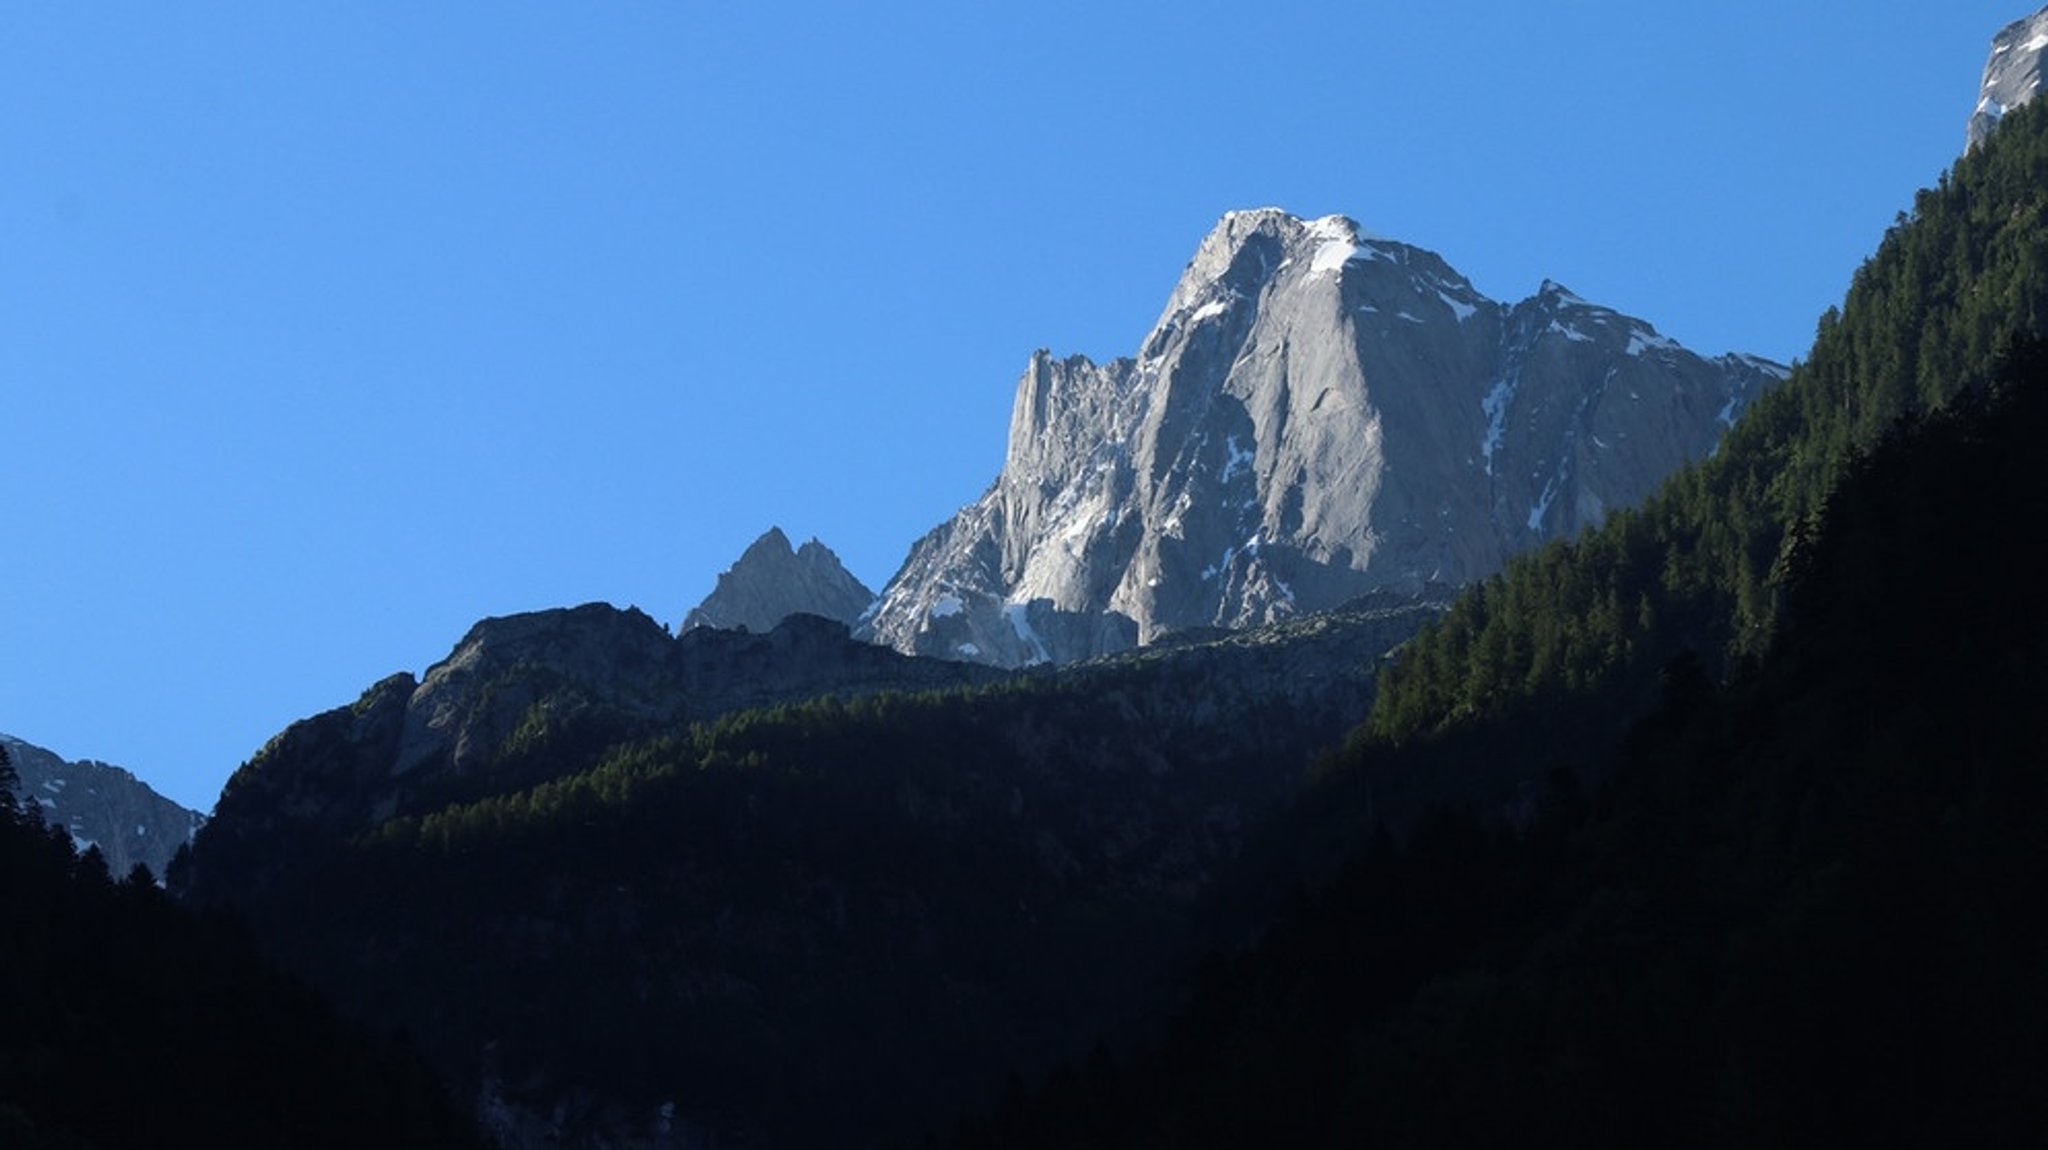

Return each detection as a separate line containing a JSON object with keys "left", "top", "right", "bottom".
{"left": 0, "top": 746, "right": 482, "bottom": 1148}
{"left": 10, "top": 66, "right": 2048, "bottom": 1150}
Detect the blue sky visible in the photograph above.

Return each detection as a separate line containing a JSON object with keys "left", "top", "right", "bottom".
{"left": 2, "top": 2, "right": 2032, "bottom": 811}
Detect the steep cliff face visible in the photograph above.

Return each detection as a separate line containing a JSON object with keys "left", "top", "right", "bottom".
{"left": 1, "top": 733, "right": 205, "bottom": 878}
{"left": 1968, "top": 6, "right": 2048, "bottom": 150}
{"left": 862, "top": 210, "right": 1785, "bottom": 667}
{"left": 681, "top": 527, "right": 875, "bottom": 634}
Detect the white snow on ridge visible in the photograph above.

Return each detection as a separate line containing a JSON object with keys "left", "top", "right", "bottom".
{"left": 930, "top": 595, "right": 964, "bottom": 619}
{"left": 2024, "top": 31, "right": 2048, "bottom": 54}
{"left": 1547, "top": 320, "right": 1594, "bottom": 344}
{"left": 1728, "top": 353, "right": 1792, "bottom": 381}
{"left": 1542, "top": 281, "right": 1591, "bottom": 308}
{"left": 1310, "top": 241, "right": 1385, "bottom": 276}
{"left": 1306, "top": 215, "right": 1390, "bottom": 277}
{"left": 1626, "top": 326, "right": 1677, "bottom": 356}
{"left": 1438, "top": 289, "right": 1478, "bottom": 322}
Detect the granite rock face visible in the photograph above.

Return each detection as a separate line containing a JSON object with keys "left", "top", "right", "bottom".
{"left": 1968, "top": 6, "right": 2048, "bottom": 150}
{"left": 2, "top": 733, "right": 205, "bottom": 879}
{"left": 861, "top": 210, "right": 1786, "bottom": 667}
{"left": 682, "top": 527, "right": 876, "bottom": 635}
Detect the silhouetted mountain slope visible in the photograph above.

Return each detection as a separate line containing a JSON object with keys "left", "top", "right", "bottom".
{"left": 175, "top": 594, "right": 1440, "bottom": 1147}
{"left": 0, "top": 747, "right": 481, "bottom": 1149}
{"left": 937, "top": 341, "right": 2048, "bottom": 1150}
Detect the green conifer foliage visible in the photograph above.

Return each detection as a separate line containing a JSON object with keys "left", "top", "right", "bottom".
{"left": 1369, "top": 98, "right": 2048, "bottom": 749}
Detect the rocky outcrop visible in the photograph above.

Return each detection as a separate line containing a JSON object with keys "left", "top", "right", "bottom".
{"left": 1968, "top": 6, "right": 2048, "bottom": 150}
{"left": 1, "top": 733, "right": 205, "bottom": 879}
{"left": 681, "top": 527, "right": 875, "bottom": 634}
{"left": 188, "top": 604, "right": 1007, "bottom": 873}
{"left": 861, "top": 210, "right": 1786, "bottom": 667}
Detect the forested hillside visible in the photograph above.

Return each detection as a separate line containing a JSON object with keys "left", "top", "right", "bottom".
{"left": 174, "top": 597, "right": 1436, "bottom": 1148}
{"left": 936, "top": 95, "right": 2048, "bottom": 1150}
{"left": 0, "top": 747, "right": 481, "bottom": 1149}
{"left": 1369, "top": 96, "right": 2048, "bottom": 752}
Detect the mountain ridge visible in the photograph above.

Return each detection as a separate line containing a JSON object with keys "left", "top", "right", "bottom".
{"left": 0, "top": 732, "right": 204, "bottom": 879}
{"left": 856, "top": 209, "right": 1784, "bottom": 668}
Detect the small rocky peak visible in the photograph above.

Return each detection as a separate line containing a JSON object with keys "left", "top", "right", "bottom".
{"left": 742, "top": 526, "right": 796, "bottom": 565}
{"left": 441, "top": 603, "right": 672, "bottom": 674}
{"left": 1532, "top": 279, "right": 1594, "bottom": 309}
{"left": 1160, "top": 209, "right": 1364, "bottom": 317}
{"left": 1969, "top": 6, "right": 2048, "bottom": 150}
{"left": 683, "top": 528, "right": 876, "bottom": 634}
{"left": 1, "top": 732, "right": 205, "bottom": 880}
{"left": 391, "top": 604, "right": 682, "bottom": 780}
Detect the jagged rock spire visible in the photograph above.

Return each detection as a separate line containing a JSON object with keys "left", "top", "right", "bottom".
{"left": 682, "top": 528, "right": 876, "bottom": 634}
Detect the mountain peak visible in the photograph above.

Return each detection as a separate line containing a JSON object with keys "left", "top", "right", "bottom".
{"left": 1968, "top": 5, "right": 2048, "bottom": 150}
{"left": 747, "top": 525, "right": 794, "bottom": 555}
{"left": 861, "top": 216, "right": 1787, "bottom": 668}
{"left": 1162, "top": 210, "right": 1400, "bottom": 320}
{"left": 683, "top": 529, "right": 876, "bottom": 634}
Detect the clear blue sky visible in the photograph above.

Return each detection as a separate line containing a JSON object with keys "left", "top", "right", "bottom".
{"left": 2, "top": 2, "right": 2031, "bottom": 811}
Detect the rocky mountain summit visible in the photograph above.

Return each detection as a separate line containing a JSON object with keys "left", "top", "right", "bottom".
{"left": 682, "top": 527, "right": 874, "bottom": 634}
{"left": 1969, "top": 5, "right": 2048, "bottom": 150}
{"left": 2, "top": 733, "right": 204, "bottom": 878}
{"left": 860, "top": 209, "right": 1786, "bottom": 667}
